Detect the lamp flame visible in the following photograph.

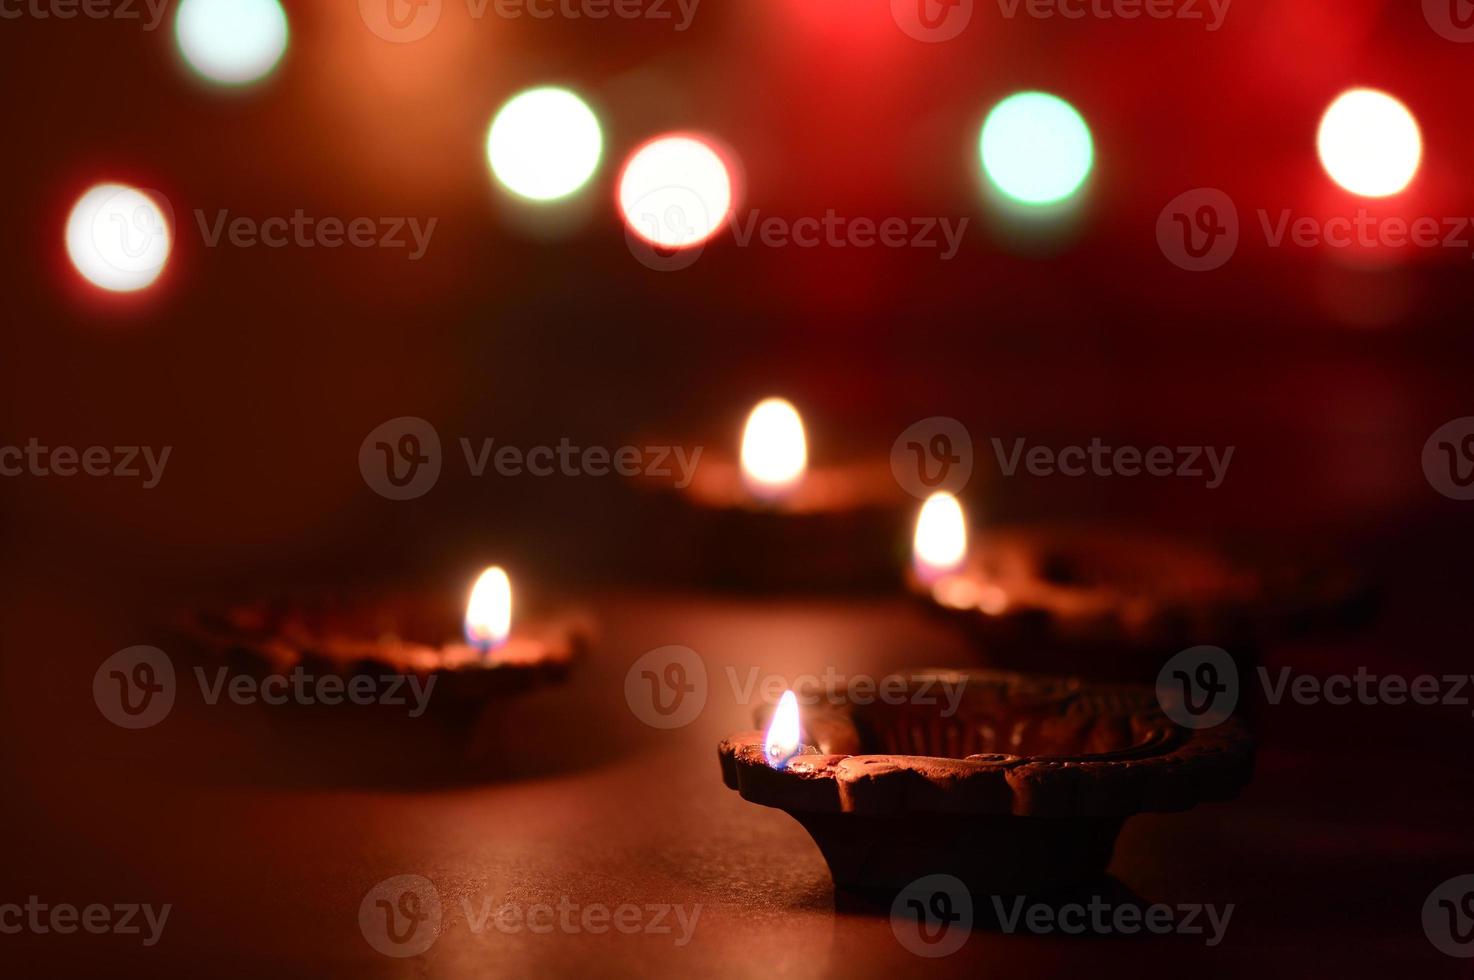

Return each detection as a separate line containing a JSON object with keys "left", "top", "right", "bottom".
{"left": 740, "top": 397, "right": 807, "bottom": 499}
{"left": 764, "top": 690, "right": 802, "bottom": 770}
{"left": 465, "top": 565, "right": 512, "bottom": 652}
{"left": 913, "top": 491, "right": 968, "bottom": 580}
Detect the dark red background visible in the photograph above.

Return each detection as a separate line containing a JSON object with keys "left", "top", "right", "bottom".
{"left": 4, "top": 0, "right": 1474, "bottom": 976}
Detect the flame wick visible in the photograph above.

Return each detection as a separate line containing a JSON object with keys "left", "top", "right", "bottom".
{"left": 913, "top": 491, "right": 968, "bottom": 581}
{"left": 464, "top": 565, "right": 512, "bottom": 657}
{"left": 764, "top": 690, "right": 802, "bottom": 770}
{"left": 740, "top": 397, "right": 807, "bottom": 499}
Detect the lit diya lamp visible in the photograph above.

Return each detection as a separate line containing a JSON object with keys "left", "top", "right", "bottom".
{"left": 182, "top": 564, "right": 590, "bottom": 723}
{"left": 906, "top": 498, "right": 1373, "bottom": 676}
{"left": 646, "top": 397, "right": 907, "bottom": 590}
{"left": 719, "top": 671, "right": 1254, "bottom": 898}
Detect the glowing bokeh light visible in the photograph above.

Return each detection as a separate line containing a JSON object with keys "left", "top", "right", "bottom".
{"left": 464, "top": 566, "right": 512, "bottom": 651}
{"left": 618, "top": 134, "right": 733, "bottom": 249}
{"left": 175, "top": 0, "right": 288, "bottom": 86}
{"left": 980, "top": 92, "right": 1094, "bottom": 207}
{"left": 65, "top": 183, "right": 172, "bottom": 293}
{"left": 913, "top": 491, "right": 968, "bottom": 578}
{"left": 1317, "top": 88, "right": 1422, "bottom": 198}
{"left": 487, "top": 87, "right": 603, "bottom": 203}
{"left": 764, "top": 690, "right": 802, "bottom": 770}
{"left": 740, "top": 398, "right": 807, "bottom": 498}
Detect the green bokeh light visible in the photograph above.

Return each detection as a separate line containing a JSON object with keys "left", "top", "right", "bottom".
{"left": 979, "top": 92, "right": 1094, "bottom": 207}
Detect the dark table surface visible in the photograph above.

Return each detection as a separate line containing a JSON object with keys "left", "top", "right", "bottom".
{"left": 6, "top": 562, "right": 1474, "bottom": 978}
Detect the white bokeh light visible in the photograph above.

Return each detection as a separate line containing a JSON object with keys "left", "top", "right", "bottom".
{"left": 1317, "top": 88, "right": 1422, "bottom": 198}
{"left": 487, "top": 87, "right": 603, "bottom": 203}
{"left": 175, "top": 0, "right": 288, "bottom": 86}
{"left": 618, "top": 134, "right": 733, "bottom": 249}
{"left": 65, "top": 183, "right": 172, "bottom": 293}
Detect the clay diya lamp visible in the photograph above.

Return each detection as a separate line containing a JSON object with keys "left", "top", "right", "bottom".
{"left": 640, "top": 397, "right": 907, "bottom": 591}
{"left": 179, "top": 566, "right": 591, "bottom": 781}
{"left": 907, "top": 496, "right": 1372, "bottom": 677}
{"left": 719, "top": 669, "right": 1253, "bottom": 899}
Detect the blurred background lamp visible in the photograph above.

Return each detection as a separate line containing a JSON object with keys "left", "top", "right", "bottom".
{"left": 175, "top": 0, "right": 288, "bottom": 86}
{"left": 980, "top": 92, "right": 1094, "bottom": 207}
{"left": 487, "top": 87, "right": 604, "bottom": 203}
{"left": 618, "top": 135, "right": 733, "bottom": 249}
{"left": 65, "top": 183, "right": 172, "bottom": 293}
{"left": 1317, "top": 88, "right": 1422, "bottom": 198}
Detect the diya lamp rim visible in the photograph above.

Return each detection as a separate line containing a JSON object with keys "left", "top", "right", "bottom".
{"left": 719, "top": 668, "right": 1254, "bottom": 819}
